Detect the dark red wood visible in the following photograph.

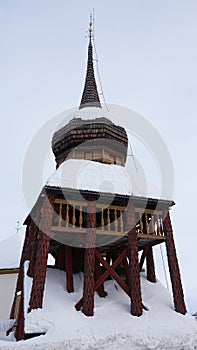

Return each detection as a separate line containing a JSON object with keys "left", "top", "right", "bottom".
{"left": 29, "top": 191, "right": 55, "bottom": 311}
{"left": 75, "top": 248, "right": 128, "bottom": 310}
{"left": 163, "top": 211, "right": 186, "bottom": 315}
{"left": 122, "top": 256, "right": 130, "bottom": 286}
{"left": 139, "top": 248, "right": 149, "bottom": 272}
{"left": 55, "top": 245, "right": 66, "bottom": 270}
{"left": 82, "top": 198, "right": 96, "bottom": 316}
{"left": 94, "top": 249, "right": 130, "bottom": 296}
{"left": 65, "top": 245, "right": 74, "bottom": 293}
{"left": 27, "top": 220, "right": 39, "bottom": 278}
{"left": 106, "top": 252, "right": 111, "bottom": 265}
{"left": 127, "top": 200, "right": 143, "bottom": 316}
{"left": 9, "top": 222, "right": 32, "bottom": 339}
{"left": 95, "top": 257, "right": 107, "bottom": 297}
{"left": 14, "top": 275, "right": 24, "bottom": 341}
{"left": 111, "top": 249, "right": 119, "bottom": 265}
{"left": 146, "top": 247, "right": 156, "bottom": 283}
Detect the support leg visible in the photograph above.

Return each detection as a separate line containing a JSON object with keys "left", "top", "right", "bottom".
{"left": 163, "top": 211, "right": 186, "bottom": 315}
{"left": 29, "top": 191, "right": 55, "bottom": 311}
{"left": 27, "top": 220, "right": 39, "bottom": 278}
{"left": 65, "top": 245, "right": 74, "bottom": 293}
{"left": 9, "top": 222, "right": 32, "bottom": 339}
{"left": 126, "top": 200, "right": 143, "bottom": 316}
{"left": 146, "top": 246, "right": 156, "bottom": 283}
{"left": 82, "top": 198, "right": 96, "bottom": 317}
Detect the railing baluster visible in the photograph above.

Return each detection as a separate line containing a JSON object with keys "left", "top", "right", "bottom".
{"left": 107, "top": 209, "right": 110, "bottom": 231}
{"left": 79, "top": 205, "right": 82, "bottom": 229}
{"left": 160, "top": 217, "right": 164, "bottom": 236}
{"left": 58, "top": 203, "right": 62, "bottom": 227}
{"left": 120, "top": 210, "right": 123, "bottom": 232}
{"left": 66, "top": 204, "right": 69, "bottom": 228}
{"left": 145, "top": 213, "right": 149, "bottom": 234}
{"left": 114, "top": 209, "right": 118, "bottom": 232}
{"left": 101, "top": 208, "right": 104, "bottom": 230}
{"left": 140, "top": 213, "right": 143, "bottom": 233}
{"left": 72, "top": 205, "right": 76, "bottom": 227}
{"left": 151, "top": 215, "right": 155, "bottom": 234}
{"left": 156, "top": 215, "right": 160, "bottom": 235}
{"left": 159, "top": 216, "right": 163, "bottom": 236}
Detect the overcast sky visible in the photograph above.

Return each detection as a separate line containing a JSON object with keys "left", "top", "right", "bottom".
{"left": 0, "top": 1, "right": 197, "bottom": 312}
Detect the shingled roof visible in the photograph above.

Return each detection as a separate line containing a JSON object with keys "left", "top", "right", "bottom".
{"left": 79, "top": 31, "right": 101, "bottom": 109}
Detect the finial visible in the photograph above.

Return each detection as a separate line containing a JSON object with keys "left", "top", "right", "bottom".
{"left": 88, "top": 13, "right": 93, "bottom": 40}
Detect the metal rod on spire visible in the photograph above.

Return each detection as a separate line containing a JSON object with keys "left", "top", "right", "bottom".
{"left": 88, "top": 13, "right": 93, "bottom": 40}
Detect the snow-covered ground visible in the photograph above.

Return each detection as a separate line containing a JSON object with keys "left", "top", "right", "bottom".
{"left": 0, "top": 268, "right": 197, "bottom": 349}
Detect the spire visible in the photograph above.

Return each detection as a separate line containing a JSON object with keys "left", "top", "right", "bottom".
{"left": 79, "top": 15, "right": 101, "bottom": 109}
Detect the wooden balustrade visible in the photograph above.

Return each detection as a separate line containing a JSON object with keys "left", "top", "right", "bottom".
{"left": 51, "top": 199, "right": 165, "bottom": 238}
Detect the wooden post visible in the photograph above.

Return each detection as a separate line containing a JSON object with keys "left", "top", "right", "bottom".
{"left": 95, "top": 257, "right": 107, "bottom": 297}
{"left": 126, "top": 200, "right": 143, "bottom": 317}
{"left": 146, "top": 247, "right": 156, "bottom": 283}
{"left": 139, "top": 247, "right": 148, "bottom": 272}
{"left": 9, "top": 222, "right": 32, "bottom": 339}
{"left": 82, "top": 197, "right": 96, "bottom": 316}
{"left": 29, "top": 191, "right": 55, "bottom": 311}
{"left": 163, "top": 211, "right": 186, "bottom": 315}
{"left": 27, "top": 220, "right": 40, "bottom": 278}
{"left": 65, "top": 245, "right": 74, "bottom": 293}
{"left": 11, "top": 271, "right": 24, "bottom": 341}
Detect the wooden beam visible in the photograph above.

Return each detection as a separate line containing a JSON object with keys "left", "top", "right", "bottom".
{"left": 0, "top": 269, "right": 19, "bottom": 275}
{"left": 65, "top": 245, "right": 74, "bottom": 293}
{"left": 95, "top": 257, "right": 107, "bottom": 297}
{"left": 75, "top": 248, "right": 128, "bottom": 311}
{"left": 139, "top": 247, "right": 149, "bottom": 272}
{"left": 82, "top": 198, "right": 96, "bottom": 316}
{"left": 146, "top": 247, "right": 156, "bottom": 283}
{"left": 163, "top": 211, "right": 186, "bottom": 315}
{"left": 29, "top": 191, "right": 55, "bottom": 311}
{"left": 95, "top": 249, "right": 130, "bottom": 296}
{"left": 127, "top": 200, "right": 143, "bottom": 316}
{"left": 9, "top": 222, "right": 32, "bottom": 340}
{"left": 122, "top": 256, "right": 130, "bottom": 286}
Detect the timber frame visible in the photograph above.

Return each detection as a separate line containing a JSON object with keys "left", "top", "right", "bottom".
{"left": 10, "top": 186, "right": 186, "bottom": 340}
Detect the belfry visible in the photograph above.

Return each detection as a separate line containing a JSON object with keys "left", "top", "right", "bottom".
{"left": 10, "top": 17, "right": 186, "bottom": 340}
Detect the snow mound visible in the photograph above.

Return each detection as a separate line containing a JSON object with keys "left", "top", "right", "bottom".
{"left": 1, "top": 269, "right": 197, "bottom": 349}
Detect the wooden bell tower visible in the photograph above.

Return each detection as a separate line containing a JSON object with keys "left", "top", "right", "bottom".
{"left": 10, "top": 17, "right": 186, "bottom": 341}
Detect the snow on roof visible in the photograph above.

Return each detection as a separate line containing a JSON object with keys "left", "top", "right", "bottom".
{"left": 55, "top": 106, "right": 113, "bottom": 132}
{"left": 51, "top": 108, "right": 171, "bottom": 201}
{"left": 46, "top": 159, "right": 136, "bottom": 196}
{"left": 0, "top": 233, "right": 24, "bottom": 269}
{"left": 1, "top": 269, "right": 196, "bottom": 348}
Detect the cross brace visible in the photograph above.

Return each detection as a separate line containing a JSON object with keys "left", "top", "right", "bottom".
{"left": 75, "top": 248, "right": 128, "bottom": 310}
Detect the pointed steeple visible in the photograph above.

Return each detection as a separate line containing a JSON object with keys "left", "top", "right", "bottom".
{"left": 79, "top": 16, "right": 101, "bottom": 109}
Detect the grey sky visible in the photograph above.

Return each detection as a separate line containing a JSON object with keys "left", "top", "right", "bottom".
{"left": 0, "top": 1, "right": 197, "bottom": 312}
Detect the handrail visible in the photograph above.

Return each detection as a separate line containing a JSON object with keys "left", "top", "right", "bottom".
{"left": 51, "top": 199, "right": 165, "bottom": 237}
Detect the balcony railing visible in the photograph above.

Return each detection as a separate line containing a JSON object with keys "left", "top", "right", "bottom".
{"left": 51, "top": 199, "right": 165, "bottom": 239}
